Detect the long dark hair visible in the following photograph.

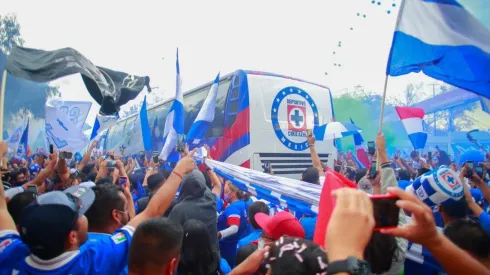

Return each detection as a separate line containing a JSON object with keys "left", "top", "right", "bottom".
{"left": 178, "top": 219, "right": 224, "bottom": 275}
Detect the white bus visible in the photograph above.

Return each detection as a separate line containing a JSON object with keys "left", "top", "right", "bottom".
{"left": 104, "top": 70, "right": 336, "bottom": 179}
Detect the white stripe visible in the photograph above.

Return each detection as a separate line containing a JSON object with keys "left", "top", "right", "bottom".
{"left": 26, "top": 251, "right": 80, "bottom": 270}
{"left": 228, "top": 214, "right": 241, "bottom": 219}
{"left": 0, "top": 230, "right": 19, "bottom": 238}
{"left": 401, "top": 117, "right": 423, "bottom": 134}
{"left": 398, "top": 0, "right": 490, "bottom": 53}
{"left": 122, "top": 225, "right": 136, "bottom": 236}
{"left": 223, "top": 146, "right": 251, "bottom": 167}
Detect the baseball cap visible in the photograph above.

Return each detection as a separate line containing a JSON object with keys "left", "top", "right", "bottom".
{"left": 255, "top": 211, "right": 305, "bottom": 240}
{"left": 19, "top": 186, "right": 95, "bottom": 259}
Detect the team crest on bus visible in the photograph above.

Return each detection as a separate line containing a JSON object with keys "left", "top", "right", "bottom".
{"left": 271, "top": 86, "right": 319, "bottom": 151}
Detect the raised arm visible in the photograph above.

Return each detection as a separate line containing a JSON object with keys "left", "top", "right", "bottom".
{"left": 382, "top": 187, "right": 490, "bottom": 275}
{"left": 78, "top": 140, "right": 97, "bottom": 171}
{"left": 128, "top": 149, "right": 197, "bottom": 228}
{"left": 307, "top": 134, "right": 325, "bottom": 177}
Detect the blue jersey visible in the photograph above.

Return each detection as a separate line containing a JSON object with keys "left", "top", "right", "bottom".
{"left": 218, "top": 200, "right": 248, "bottom": 267}
{"left": 405, "top": 242, "right": 444, "bottom": 274}
{"left": 0, "top": 226, "right": 134, "bottom": 275}
{"left": 236, "top": 229, "right": 262, "bottom": 251}
{"left": 87, "top": 232, "right": 128, "bottom": 275}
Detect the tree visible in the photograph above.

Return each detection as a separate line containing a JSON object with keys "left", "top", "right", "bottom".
{"left": 0, "top": 14, "right": 24, "bottom": 54}
{"left": 389, "top": 82, "right": 426, "bottom": 106}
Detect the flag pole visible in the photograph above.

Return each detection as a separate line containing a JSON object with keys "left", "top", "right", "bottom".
{"left": 378, "top": 74, "right": 389, "bottom": 131}
{"left": 0, "top": 70, "right": 7, "bottom": 141}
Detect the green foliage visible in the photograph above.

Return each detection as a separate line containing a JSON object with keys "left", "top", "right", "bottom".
{"left": 0, "top": 14, "right": 24, "bottom": 54}
{"left": 332, "top": 92, "right": 400, "bottom": 152}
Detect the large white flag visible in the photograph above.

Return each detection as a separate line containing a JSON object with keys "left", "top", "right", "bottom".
{"left": 45, "top": 98, "right": 92, "bottom": 152}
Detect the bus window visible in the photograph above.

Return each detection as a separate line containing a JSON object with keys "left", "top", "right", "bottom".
{"left": 210, "top": 79, "right": 230, "bottom": 137}
{"left": 225, "top": 75, "right": 242, "bottom": 129}
{"left": 107, "top": 121, "right": 126, "bottom": 149}
{"left": 183, "top": 85, "right": 210, "bottom": 134}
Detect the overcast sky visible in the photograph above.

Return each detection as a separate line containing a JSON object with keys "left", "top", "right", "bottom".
{"left": 2, "top": 0, "right": 486, "bottom": 125}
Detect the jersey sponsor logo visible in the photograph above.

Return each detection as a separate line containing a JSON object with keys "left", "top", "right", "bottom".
{"left": 0, "top": 238, "right": 12, "bottom": 253}
{"left": 111, "top": 232, "right": 127, "bottom": 244}
{"left": 271, "top": 87, "right": 319, "bottom": 151}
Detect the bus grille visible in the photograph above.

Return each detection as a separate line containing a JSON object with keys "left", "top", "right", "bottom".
{"left": 258, "top": 153, "right": 330, "bottom": 175}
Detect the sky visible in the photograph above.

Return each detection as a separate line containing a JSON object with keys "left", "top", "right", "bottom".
{"left": 1, "top": 0, "right": 486, "bottom": 127}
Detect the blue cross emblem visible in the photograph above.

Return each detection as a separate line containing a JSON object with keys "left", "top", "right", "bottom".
{"left": 290, "top": 109, "right": 304, "bottom": 127}
{"left": 446, "top": 175, "right": 455, "bottom": 185}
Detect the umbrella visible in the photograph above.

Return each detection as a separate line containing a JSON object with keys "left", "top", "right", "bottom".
{"left": 313, "top": 121, "right": 362, "bottom": 141}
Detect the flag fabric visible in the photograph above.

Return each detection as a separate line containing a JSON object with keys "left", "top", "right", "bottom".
{"left": 160, "top": 49, "right": 184, "bottom": 161}
{"left": 6, "top": 46, "right": 151, "bottom": 115}
{"left": 386, "top": 0, "right": 490, "bottom": 99}
{"left": 395, "top": 106, "right": 428, "bottom": 150}
{"left": 82, "top": 67, "right": 151, "bottom": 115}
{"left": 44, "top": 98, "right": 92, "bottom": 152}
{"left": 349, "top": 118, "right": 370, "bottom": 168}
{"left": 116, "top": 96, "right": 152, "bottom": 153}
{"left": 16, "top": 119, "right": 30, "bottom": 159}
{"left": 90, "top": 113, "right": 119, "bottom": 140}
{"left": 313, "top": 169, "right": 357, "bottom": 248}
{"left": 313, "top": 121, "right": 362, "bottom": 141}
{"left": 204, "top": 158, "right": 323, "bottom": 217}
{"left": 187, "top": 72, "right": 220, "bottom": 146}
{"left": 6, "top": 121, "right": 27, "bottom": 157}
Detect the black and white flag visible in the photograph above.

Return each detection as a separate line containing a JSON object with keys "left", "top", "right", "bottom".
{"left": 5, "top": 46, "right": 151, "bottom": 115}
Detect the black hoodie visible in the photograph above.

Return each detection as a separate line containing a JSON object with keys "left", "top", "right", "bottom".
{"left": 169, "top": 169, "right": 218, "bottom": 249}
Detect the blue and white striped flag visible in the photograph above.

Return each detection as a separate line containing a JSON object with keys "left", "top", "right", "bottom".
{"left": 187, "top": 72, "right": 220, "bottom": 146}
{"left": 387, "top": 0, "right": 490, "bottom": 99}
{"left": 117, "top": 96, "right": 152, "bottom": 153}
{"left": 90, "top": 113, "right": 119, "bottom": 140}
{"left": 160, "top": 49, "right": 184, "bottom": 161}
{"left": 204, "top": 158, "right": 322, "bottom": 216}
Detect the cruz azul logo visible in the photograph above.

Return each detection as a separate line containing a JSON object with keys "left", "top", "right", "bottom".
{"left": 271, "top": 86, "right": 319, "bottom": 151}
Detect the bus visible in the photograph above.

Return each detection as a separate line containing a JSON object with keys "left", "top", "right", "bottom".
{"left": 104, "top": 70, "right": 336, "bottom": 179}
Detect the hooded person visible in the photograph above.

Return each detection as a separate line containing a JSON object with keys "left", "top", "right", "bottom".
{"left": 168, "top": 169, "right": 218, "bottom": 250}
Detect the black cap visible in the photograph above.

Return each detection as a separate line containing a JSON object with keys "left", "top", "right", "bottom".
{"left": 302, "top": 167, "right": 320, "bottom": 184}
{"left": 19, "top": 186, "right": 95, "bottom": 258}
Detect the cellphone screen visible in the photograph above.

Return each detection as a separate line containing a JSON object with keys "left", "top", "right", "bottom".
{"left": 475, "top": 166, "right": 483, "bottom": 175}
{"left": 118, "top": 177, "right": 127, "bottom": 186}
{"left": 27, "top": 185, "right": 38, "bottom": 193}
{"left": 467, "top": 161, "right": 474, "bottom": 169}
{"left": 370, "top": 161, "right": 377, "bottom": 178}
{"left": 306, "top": 129, "right": 313, "bottom": 137}
{"left": 372, "top": 196, "right": 400, "bottom": 230}
{"left": 49, "top": 144, "right": 54, "bottom": 154}
{"left": 367, "top": 141, "right": 375, "bottom": 154}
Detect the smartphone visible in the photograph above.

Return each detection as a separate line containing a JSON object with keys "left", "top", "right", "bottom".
{"left": 306, "top": 129, "right": 313, "bottom": 137}
{"left": 118, "top": 176, "right": 128, "bottom": 187}
{"left": 466, "top": 161, "right": 474, "bottom": 178}
{"left": 369, "top": 161, "right": 377, "bottom": 179}
{"left": 428, "top": 151, "right": 432, "bottom": 161}
{"left": 49, "top": 144, "right": 54, "bottom": 154}
{"left": 176, "top": 134, "right": 186, "bottom": 152}
{"left": 107, "top": 161, "right": 116, "bottom": 168}
{"left": 139, "top": 151, "right": 146, "bottom": 160}
{"left": 367, "top": 141, "right": 375, "bottom": 155}
{"left": 26, "top": 185, "right": 38, "bottom": 194}
{"left": 371, "top": 194, "right": 400, "bottom": 231}
{"left": 59, "top": 151, "right": 73, "bottom": 159}
{"left": 109, "top": 155, "right": 115, "bottom": 160}
{"left": 475, "top": 166, "right": 484, "bottom": 179}
{"left": 152, "top": 151, "right": 159, "bottom": 163}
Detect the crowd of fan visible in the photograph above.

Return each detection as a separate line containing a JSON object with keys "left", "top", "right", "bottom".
{"left": 1, "top": 133, "right": 490, "bottom": 275}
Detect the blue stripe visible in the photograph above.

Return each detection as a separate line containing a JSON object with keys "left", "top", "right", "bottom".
{"left": 171, "top": 100, "right": 185, "bottom": 134}
{"left": 140, "top": 96, "right": 152, "bottom": 151}
{"left": 313, "top": 125, "right": 326, "bottom": 141}
{"left": 187, "top": 120, "right": 211, "bottom": 141}
{"left": 219, "top": 133, "right": 250, "bottom": 162}
{"left": 387, "top": 31, "right": 490, "bottom": 99}
{"left": 408, "top": 132, "right": 428, "bottom": 150}
{"left": 423, "top": 0, "right": 462, "bottom": 7}
{"left": 90, "top": 117, "right": 100, "bottom": 140}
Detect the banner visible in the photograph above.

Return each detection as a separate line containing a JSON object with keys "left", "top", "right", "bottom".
{"left": 45, "top": 98, "right": 92, "bottom": 152}
{"left": 6, "top": 46, "right": 150, "bottom": 115}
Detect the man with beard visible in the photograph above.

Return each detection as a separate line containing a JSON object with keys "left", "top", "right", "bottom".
{"left": 0, "top": 144, "right": 198, "bottom": 275}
